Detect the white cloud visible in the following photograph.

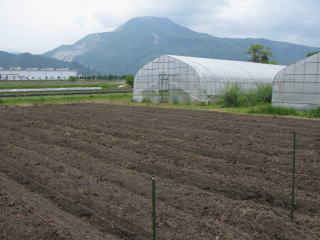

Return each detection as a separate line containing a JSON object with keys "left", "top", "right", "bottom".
{"left": 187, "top": 0, "right": 320, "bottom": 46}
{"left": 0, "top": 0, "right": 319, "bottom": 54}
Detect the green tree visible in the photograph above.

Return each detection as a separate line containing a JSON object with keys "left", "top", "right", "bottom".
{"left": 306, "top": 51, "right": 319, "bottom": 57}
{"left": 69, "top": 76, "right": 77, "bottom": 81}
{"left": 268, "top": 60, "right": 278, "bottom": 65}
{"left": 245, "top": 44, "right": 273, "bottom": 63}
{"left": 125, "top": 75, "right": 134, "bottom": 88}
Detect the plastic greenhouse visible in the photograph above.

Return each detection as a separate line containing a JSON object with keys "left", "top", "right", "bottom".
{"left": 133, "top": 55, "right": 285, "bottom": 103}
{"left": 272, "top": 52, "right": 320, "bottom": 110}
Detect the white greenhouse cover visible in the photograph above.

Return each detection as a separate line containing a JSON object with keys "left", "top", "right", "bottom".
{"left": 133, "top": 55, "right": 285, "bottom": 103}
{"left": 272, "top": 52, "right": 320, "bottom": 110}
{"left": 169, "top": 55, "right": 285, "bottom": 83}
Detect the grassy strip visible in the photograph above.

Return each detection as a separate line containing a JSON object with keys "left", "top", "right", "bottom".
{"left": 0, "top": 84, "right": 121, "bottom": 89}
{"left": 247, "top": 105, "right": 300, "bottom": 116}
{"left": 1, "top": 94, "right": 319, "bottom": 119}
{"left": 0, "top": 93, "right": 132, "bottom": 104}
{"left": 148, "top": 102, "right": 318, "bottom": 118}
{"left": 246, "top": 105, "right": 320, "bottom": 118}
{"left": 107, "top": 100, "right": 320, "bottom": 119}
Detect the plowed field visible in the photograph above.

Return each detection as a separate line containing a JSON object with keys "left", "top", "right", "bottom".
{"left": 0, "top": 103, "right": 319, "bottom": 240}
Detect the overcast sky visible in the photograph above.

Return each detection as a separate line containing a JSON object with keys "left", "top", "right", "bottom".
{"left": 1, "top": 0, "right": 319, "bottom": 54}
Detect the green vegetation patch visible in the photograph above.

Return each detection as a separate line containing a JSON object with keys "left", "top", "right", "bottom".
{"left": 220, "top": 84, "right": 272, "bottom": 107}
{"left": 128, "top": 100, "right": 320, "bottom": 119}
{"left": 0, "top": 93, "right": 132, "bottom": 104}
{"left": 305, "top": 107, "right": 320, "bottom": 118}
{"left": 248, "top": 105, "right": 300, "bottom": 116}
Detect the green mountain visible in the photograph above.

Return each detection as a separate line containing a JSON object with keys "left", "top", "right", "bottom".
{"left": 0, "top": 51, "right": 88, "bottom": 74}
{"left": 44, "top": 16, "right": 319, "bottom": 74}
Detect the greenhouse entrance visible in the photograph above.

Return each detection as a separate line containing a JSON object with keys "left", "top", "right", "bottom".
{"left": 158, "top": 73, "right": 169, "bottom": 103}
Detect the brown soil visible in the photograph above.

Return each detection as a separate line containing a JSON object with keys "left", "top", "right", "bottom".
{"left": 0, "top": 103, "right": 319, "bottom": 240}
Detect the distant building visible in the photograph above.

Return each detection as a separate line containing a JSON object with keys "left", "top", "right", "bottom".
{"left": 10, "top": 67, "right": 22, "bottom": 71}
{"left": 26, "top": 68, "right": 39, "bottom": 71}
{"left": 0, "top": 67, "right": 77, "bottom": 80}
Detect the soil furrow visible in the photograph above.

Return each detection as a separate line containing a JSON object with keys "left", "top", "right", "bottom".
{"left": 0, "top": 103, "right": 319, "bottom": 239}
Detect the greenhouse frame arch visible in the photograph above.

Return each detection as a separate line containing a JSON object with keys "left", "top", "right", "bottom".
{"left": 272, "top": 52, "right": 320, "bottom": 110}
{"left": 133, "top": 55, "right": 285, "bottom": 103}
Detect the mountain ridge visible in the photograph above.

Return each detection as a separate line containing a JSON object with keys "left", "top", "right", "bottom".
{"left": 0, "top": 51, "right": 89, "bottom": 74}
{"left": 43, "top": 16, "right": 320, "bottom": 74}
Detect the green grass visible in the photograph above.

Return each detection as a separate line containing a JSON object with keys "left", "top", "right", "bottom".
{"left": 247, "top": 105, "right": 300, "bottom": 116}
{"left": 132, "top": 101, "right": 320, "bottom": 119}
{"left": 114, "top": 100, "right": 320, "bottom": 119}
{"left": 0, "top": 83, "right": 120, "bottom": 89}
{"left": 1, "top": 92, "right": 319, "bottom": 120}
{"left": 0, "top": 93, "right": 132, "bottom": 104}
{"left": 247, "top": 105, "right": 320, "bottom": 118}
{"left": 119, "top": 99, "right": 222, "bottom": 111}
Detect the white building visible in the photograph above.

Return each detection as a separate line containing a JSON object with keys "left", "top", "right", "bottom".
{"left": 133, "top": 55, "right": 285, "bottom": 103}
{"left": 0, "top": 67, "right": 77, "bottom": 80}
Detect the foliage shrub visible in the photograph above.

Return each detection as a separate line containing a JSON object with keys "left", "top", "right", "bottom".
{"left": 305, "top": 107, "right": 320, "bottom": 118}
{"left": 221, "top": 84, "right": 243, "bottom": 107}
{"left": 69, "top": 76, "right": 77, "bottom": 81}
{"left": 256, "top": 84, "right": 272, "bottom": 103}
{"left": 141, "top": 97, "right": 152, "bottom": 103}
{"left": 199, "top": 101, "right": 207, "bottom": 106}
{"left": 125, "top": 75, "right": 134, "bottom": 88}
{"left": 221, "top": 84, "right": 272, "bottom": 107}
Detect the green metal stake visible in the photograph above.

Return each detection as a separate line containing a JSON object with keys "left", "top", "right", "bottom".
{"left": 152, "top": 178, "right": 157, "bottom": 240}
{"left": 290, "top": 132, "right": 296, "bottom": 221}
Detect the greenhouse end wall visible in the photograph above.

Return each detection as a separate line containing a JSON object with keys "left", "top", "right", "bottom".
{"left": 133, "top": 55, "right": 285, "bottom": 104}
{"left": 272, "top": 53, "right": 320, "bottom": 110}
{"left": 133, "top": 55, "right": 204, "bottom": 104}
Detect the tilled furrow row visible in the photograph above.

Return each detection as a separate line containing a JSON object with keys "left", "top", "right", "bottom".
{"left": 1, "top": 103, "right": 319, "bottom": 240}
{"left": 0, "top": 146, "right": 254, "bottom": 240}
{"left": 1, "top": 126, "right": 319, "bottom": 213}
{"left": 1, "top": 118, "right": 319, "bottom": 194}
{"left": 2, "top": 131, "right": 317, "bottom": 239}
{"left": 0, "top": 172, "right": 119, "bottom": 240}
{"left": 2, "top": 106, "right": 319, "bottom": 173}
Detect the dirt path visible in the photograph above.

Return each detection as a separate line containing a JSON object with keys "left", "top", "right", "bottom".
{"left": 0, "top": 103, "right": 319, "bottom": 239}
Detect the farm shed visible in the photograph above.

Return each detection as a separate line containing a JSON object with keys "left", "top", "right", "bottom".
{"left": 133, "top": 55, "right": 285, "bottom": 103}
{"left": 272, "top": 52, "right": 320, "bottom": 110}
